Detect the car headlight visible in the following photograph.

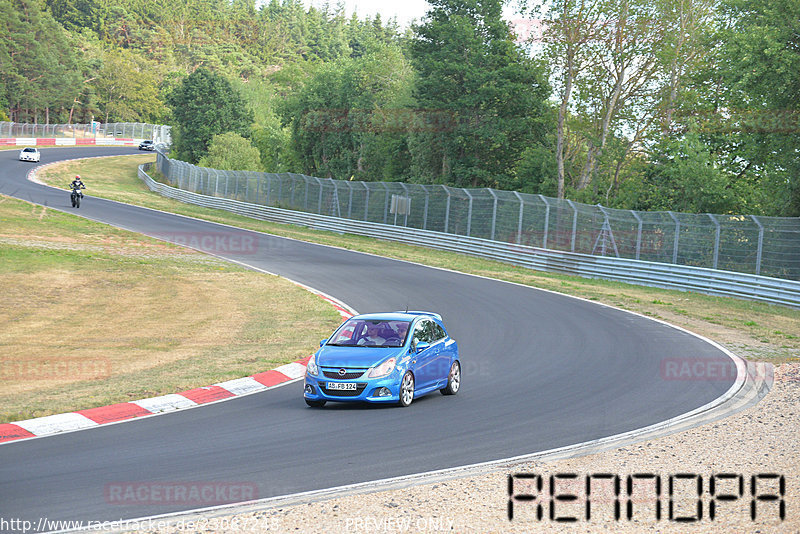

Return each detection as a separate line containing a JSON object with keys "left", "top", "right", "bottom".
{"left": 307, "top": 354, "right": 319, "bottom": 376}
{"left": 368, "top": 357, "right": 396, "bottom": 378}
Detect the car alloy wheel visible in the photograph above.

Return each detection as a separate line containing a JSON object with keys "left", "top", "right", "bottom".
{"left": 399, "top": 371, "right": 414, "bottom": 407}
{"left": 441, "top": 361, "right": 461, "bottom": 395}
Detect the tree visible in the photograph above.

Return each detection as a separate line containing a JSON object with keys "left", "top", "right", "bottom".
{"left": 282, "top": 44, "right": 414, "bottom": 180}
{"left": 636, "top": 132, "right": 743, "bottom": 213}
{"left": 533, "top": 0, "right": 718, "bottom": 200}
{"left": 706, "top": 0, "right": 800, "bottom": 215}
{"left": 0, "top": 0, "right": 82, "bottom": 122}
{"left": 409, "top": 0, "right": 551, "bottom": 189}
{"left": 167, "top": 67, "right": 253, "bottom": 163}
{"left": 92, "top": 46, "right": 166, "bottom": 123}
{"left": 197, "top": 132, "right": 262, "bottom": 171}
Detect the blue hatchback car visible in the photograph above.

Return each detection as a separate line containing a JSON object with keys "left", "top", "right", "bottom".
{"left": 304, "top": 312, "right": 460, "bottom": 407}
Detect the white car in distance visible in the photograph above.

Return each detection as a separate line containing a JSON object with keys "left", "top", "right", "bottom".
{"left": 19, "top": 147, "right": 41, "bottom": 162}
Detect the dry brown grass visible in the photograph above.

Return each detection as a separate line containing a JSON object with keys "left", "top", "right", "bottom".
{"left": 0, "top": 196, "right": 341, "bottom": 423}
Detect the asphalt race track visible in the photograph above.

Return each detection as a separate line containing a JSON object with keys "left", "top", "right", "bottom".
{"left": 0, "top": 147, "right": 736, "bottom": 530}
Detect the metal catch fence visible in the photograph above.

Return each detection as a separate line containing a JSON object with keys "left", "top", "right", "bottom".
{"left": 155, "top": 152, "right": 800, "bottom": 281}
{"left": 139, "top": 162, "right": 800, "bottom": 307}
{"left": 0, "top": 122, "right": 171, "bottom": 144}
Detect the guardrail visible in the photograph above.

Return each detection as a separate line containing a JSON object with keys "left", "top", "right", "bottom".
{"left": 139, "top": 163, "right": 800, "bottom": 308}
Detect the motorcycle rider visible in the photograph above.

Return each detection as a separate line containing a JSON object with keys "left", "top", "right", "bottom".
{"left": 70, "top": 175, "right": 86, "bottom": 198}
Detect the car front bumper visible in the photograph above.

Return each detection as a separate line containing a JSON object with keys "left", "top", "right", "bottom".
{"left": 303, "top": 373, "right": 401, "bottom": 403}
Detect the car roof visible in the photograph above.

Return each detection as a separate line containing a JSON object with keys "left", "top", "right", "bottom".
{"left": 350, "top": 311, "right": 443, "bottom": 322}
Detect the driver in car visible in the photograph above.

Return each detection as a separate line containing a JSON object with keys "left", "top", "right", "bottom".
{"left": 358, "top": 323, "right": 386, "bottom": 346}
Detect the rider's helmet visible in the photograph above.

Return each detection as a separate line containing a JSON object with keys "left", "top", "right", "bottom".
{"left": 74, "top": 175, "right": 81, "bottom": 180}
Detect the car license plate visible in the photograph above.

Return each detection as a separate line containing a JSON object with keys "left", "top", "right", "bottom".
{"left": 327, "top": 382, "right": 357, "bottom": 390}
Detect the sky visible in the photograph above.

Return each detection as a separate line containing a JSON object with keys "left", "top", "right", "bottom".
{"left": 305, "top": 0, "right": 431, "bottom": 28}
{"left": 304, "top": 0, "right": 529, "bottom": 31}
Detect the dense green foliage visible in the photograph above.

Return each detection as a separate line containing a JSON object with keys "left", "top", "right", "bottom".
{"left": 1, "top": 0, "right": 798, "bottom": 215}
{"left": 281, "top": 44, "right": 415, "bottom": 180}
{"left": 167, "top": 68, "right": 253, "bottom": 163}
{"left": 409, "top": 0, "right": 551, "bottom": 189}
{"left": 198, "top": 132, "right": 262, "bottom": 171}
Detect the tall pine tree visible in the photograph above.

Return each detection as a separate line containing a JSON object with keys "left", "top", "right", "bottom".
{"left": 409, "top": 0, "right": 551, "bottom": 189}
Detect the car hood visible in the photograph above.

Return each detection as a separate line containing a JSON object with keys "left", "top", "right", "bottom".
{"left": 316, "top": 346, "right": 405, "bottom": 368}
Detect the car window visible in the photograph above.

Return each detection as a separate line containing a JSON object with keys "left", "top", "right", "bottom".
{"left": 23, "top": 148, "right": 35, "bottom": 152}
{"left": 413, "top": 319, "right": 435, "bottom": 345}
{"left": 433, "top": 323, "right": 446, "bottom": 341}
{"left": 327, "top": 318, "right": 408, "bottom": 348}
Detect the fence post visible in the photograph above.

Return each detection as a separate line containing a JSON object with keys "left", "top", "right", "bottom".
{"left": 421, "top": 185, "right": 430, "bottom": 230}
{"left": 312, "top": 176, "right": 324, "bottom": 214}
{"left": 631, "top": 210, "right": 643, "bottom": 260}
{"left": 513, "top": 191, "right": 524, "bottom": 245}
{"left": 539, "top": 195, "right": 550, "bottom": 250}
{"left": 464, "top": 189, "right": 474, "bottom": 237}
{"left": 346, "top": 180, "right": 354, "bottom": 219}
{"left": 399, "top": 182, "right": 410, "bottom": 227}
{"left": 364, "top": 182, "right": 370, "bottom": 221}
{"left": 668, "top": 211, "right": 680, "bottom": 264}
{"left": 708, "top": 213, "right": 720, "bottom": 270}
{"left": 443, "top": 186, "right": 451, "bottom": 234}
{"left": 567, "top": 200, "right": 578, "bottom": 252}
{"left": 488, "top": 188, "right": 498, "bottom": 241}
{"left": 382, "top": 183, "right": 390, "bottom": 224}
{"left": 751, "top": 215, "right": 764, "bottom": 275}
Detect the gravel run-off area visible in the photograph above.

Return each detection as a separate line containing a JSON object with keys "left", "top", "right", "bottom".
{"left": 139, "top": 363, "right": 799, "bottom": 534}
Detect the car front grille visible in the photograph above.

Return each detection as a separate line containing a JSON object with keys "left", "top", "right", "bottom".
{"left": 320, "top": 383, "right": 367, "bottom": 397}
{"left": 322, "top": 368, "right": 366, "bottom": 379}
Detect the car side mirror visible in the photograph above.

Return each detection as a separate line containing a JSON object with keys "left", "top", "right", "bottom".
{"left": 320, "top": 339, "right": 327, "bottom": 347}
{"left": 415, "top": 341, "right": 430, "bottom": 353}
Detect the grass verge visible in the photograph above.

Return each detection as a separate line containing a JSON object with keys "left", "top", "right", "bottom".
{"left": 0, "top": 193, "right": 341, "bottom": 423}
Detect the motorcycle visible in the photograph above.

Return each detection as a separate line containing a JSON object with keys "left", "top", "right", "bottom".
{"left": 70, "top": 184, "right": 85, "bottom": 208}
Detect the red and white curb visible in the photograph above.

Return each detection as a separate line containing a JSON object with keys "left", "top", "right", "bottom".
{"left": 0, "top": 295, "right": 353, "bottom": 445}
{"left": 2, "top": 137, "right": 140, "bottom": 146}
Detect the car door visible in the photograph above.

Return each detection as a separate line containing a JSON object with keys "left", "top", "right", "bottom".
{"left": 411, "top": 319, "right": 439, "bottom": 389}
{"left": 430, "top": 322, "right": 452, "bottom": 386}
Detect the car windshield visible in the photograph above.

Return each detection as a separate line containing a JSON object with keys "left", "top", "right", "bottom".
{"left": 23, "top": 148, "right": 36, "bottom": 152}
{"left": 326, "top": 319, "right": 410, "bottom": 348}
